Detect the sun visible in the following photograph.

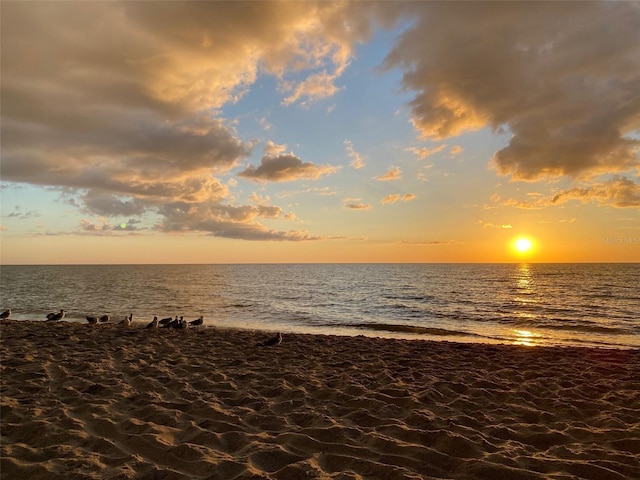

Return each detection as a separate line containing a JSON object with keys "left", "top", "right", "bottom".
{"left": 512, "top": 236, "right": 535, "bottom": 256}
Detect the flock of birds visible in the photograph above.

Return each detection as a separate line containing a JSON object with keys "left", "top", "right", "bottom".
{"left": 0, "top": 308, "right": 283, "bottom": 346}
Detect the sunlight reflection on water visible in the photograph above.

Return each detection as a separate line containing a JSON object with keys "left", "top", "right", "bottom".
{"left": 1, "top": 263, "right": 638, "bottom": 349}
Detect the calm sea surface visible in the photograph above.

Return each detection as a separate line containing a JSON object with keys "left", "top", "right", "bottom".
{"left": 1, "top": 264, "right": 638, "bottom": 349}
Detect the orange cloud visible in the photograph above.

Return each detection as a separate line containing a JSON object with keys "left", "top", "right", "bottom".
{"left": 405, "top": 145, "right": 447, "bottom": 160}
{"left": 375, "top": 167, "right": 402, "bottom": 181}
{"left": 381, "top": 193, "right": 416, "bottom": 205}
{"left": 382, "top": 2, "right": 640, "bottom": 180}
{"left": 344, "top": 140, "right": 365, "bottom": 169}
{"left": 493, "top": 176, "right": 640, "bottom": 209}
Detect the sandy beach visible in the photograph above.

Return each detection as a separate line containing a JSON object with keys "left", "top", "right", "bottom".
{"left": 1, "top": 320, "right": 639, "bottom": 480}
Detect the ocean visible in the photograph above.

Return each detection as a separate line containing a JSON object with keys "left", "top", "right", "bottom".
{"left": 1, "top": 263, "right": 638, "bottom": 349}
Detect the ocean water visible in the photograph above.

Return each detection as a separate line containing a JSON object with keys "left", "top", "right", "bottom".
{"left": 0, "top": 263, "right": 638, "bottom": 349}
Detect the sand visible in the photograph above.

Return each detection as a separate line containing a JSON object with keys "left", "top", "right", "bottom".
{"left": 1, "top": 320, "right": 639, "bottom": 480}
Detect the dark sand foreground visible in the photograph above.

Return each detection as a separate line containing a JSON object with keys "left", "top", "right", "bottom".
{"left": 1, "top": 320, "right": 639, "bottom": 479}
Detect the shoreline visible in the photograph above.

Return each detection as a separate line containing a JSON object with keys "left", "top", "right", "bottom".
{"left": 3, "top": 317, "right": 637, "bottom": 350}
{"left": 2, "top": 319, "right": 639, "bottom": 479}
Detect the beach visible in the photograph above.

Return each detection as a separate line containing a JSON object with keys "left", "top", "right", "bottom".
{"left": 1, "top": 320, "right": 639, "bottom": 480}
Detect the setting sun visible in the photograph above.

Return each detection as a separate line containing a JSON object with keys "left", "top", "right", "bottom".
{"left": 513, "top": 237, "right": 535, "bottom": 255}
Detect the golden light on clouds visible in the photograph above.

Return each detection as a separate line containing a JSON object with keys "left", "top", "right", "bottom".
{"left": 1, "top": 1, "right": 638, "bottom": 264}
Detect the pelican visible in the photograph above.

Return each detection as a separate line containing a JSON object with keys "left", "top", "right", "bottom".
{"left": 99, "top": 314, "right": 110, "bottom": 323}
{"left": 119, "top": 313, "right": 132, "bottom": 327}
{"left": 189, "top": 315, "right": 204, "bottom": 327}
{"left": 86, "top": 315, "right": 98, "bottom": 324}
{"left": 0, "top": 309, "right": 11, "bottom": 319}
{"left": 146, "top": 316, "right": 159, "bottom": 329}
{"left": 46, "top": 310, "right": 66, "bottom": 322}
{"left": 256, "top": 332, "right": 283, "bottom": 347}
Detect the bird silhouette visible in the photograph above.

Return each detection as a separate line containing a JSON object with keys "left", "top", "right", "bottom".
{"left": 146, "top": 316, "right": 159, "bottom": 329}
{"left": 0, "top": 309, "right": 11, "bottom": 319}
{"left": 189, "top": 316, "right": 204, "bottom": 327}
{"left": 46, "top": 310, "right": 66, "bottom": 322}
{"left": 86, "top": 315, "right": 98, "bottom": 324}
{"left": 256, "top": 332, "right": 283, "bottom": 347}
{"left": 119, "top": 313, "right": 133, "bottom": 327}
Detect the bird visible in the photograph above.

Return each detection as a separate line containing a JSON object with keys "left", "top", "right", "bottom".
{"left": 189, "top": 315, "right": 204, "bottom": 327}
{"left": 119, "top": 313, "right": 133, "bottom": 328}
{"left": 0, "top": 309, "right": 11, "bottom": 319}
{"left": 99, "top": 314, "right": 110, "bottom": 323}
{"left": 256, "top": 332, "right": 283, "bottom": 347}
{"left": 175, "top": 318, "right": 189, "bottom": 330}
{"left": 46, "top": 310, "right": 66, "bottom": 322}
{"left": 159, "top": 316, "right": 173, "bottom": 325}
{"left": 146, "top": 316, "right": 158, "bottom": 329}
{"left": 86, "top": 315, "right": 98, "bottom": 324}
{"left": 161, "top": 317, "right": 179, "bottom": 329}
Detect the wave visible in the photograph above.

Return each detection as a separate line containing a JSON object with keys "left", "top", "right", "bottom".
{"left": 343, "top": 322, "right": 480, "bottom": 338}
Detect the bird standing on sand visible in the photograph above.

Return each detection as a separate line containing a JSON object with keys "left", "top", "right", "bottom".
{"left": 161, "top": 317, "right": 178, "bottom": 329}
{"left": 46, "top": 310, "right": 66, "bottom": 322}
{"left": 0, "top": 309, "right": 11, "bottom": 319}
{"left": 189, "top": 315, "right": 204, "bottom": 327}
{"left": 99, "top": 314, "right": 110, "bottom": 323}
{"left": 119, "top": 313, "right": 133, "bottom": 328}
{"left": 176, "top": 318, "right": 189, "bottom": 330}
{"left": 159, "top": 316, "right": 173, "bottom": 325}
{"left": 146, "top": 316, "right": 159, "bottom": 329}
{"left": 86, "top": 315, "right": 98, "bottom": 324}
{"left": 256, "top": 332, "right": 283, "bottom": 347}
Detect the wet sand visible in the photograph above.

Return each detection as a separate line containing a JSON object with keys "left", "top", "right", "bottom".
{"left": 1, "top": 319, "right": 639, "bottom": 479}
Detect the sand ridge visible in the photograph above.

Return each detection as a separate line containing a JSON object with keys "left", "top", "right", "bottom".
{"left": 1, "top": 320, "right": 639, "bottom": 479}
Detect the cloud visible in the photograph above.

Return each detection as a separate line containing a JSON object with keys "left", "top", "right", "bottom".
{"left": 375, "top": 167, "right": 402, "bottom": 181}
{"left": 276, "top": 186, "right": 338, "bottom": 198}
{"left": 478, "top": 220, "right": 513, "bottom": 229}
{"left": 0, "top": 1, "right": 368, "bottom": 241}
{"left": 78, "top": 218, "right": 144, "bottom": 235}
{"left": 80, "top": 192, "right": 148, "bottom": 217}
{"left": 493, "top": 176, "right": 640, "bottom": 209}
{"left": 6, "top": 207, "right": 40, "bottom": 220}
{"left": 259, "top": 118, "right": 273, "bottom": 131}
{"left": 238, "top": 154, "right": 337, "bottom": 183}
{"left": 249, "top": 192, "right": 271, "bottom": 206}
{"left": 157, "top": 201, "right": 321, "bottom": 241}
{"left": 538, "top": 218, "right": 577, "bottom": 224}
{"left": 382, "top": 2, "right": 640, "bottom": 180}
{"left": 4, "top": 1, "right": 637, "bottom": 244}
{"left": 264, "top": 141, "right": 287, "bottom": 156}
{"left": 344, "top": 140, "right": 365, "bottom": 169}
{"left": 343, "top": 199, "right": 372, "bottom": 210}
{"left": 381, "top": 193, "right": 416, "bottom": 205}
{"left": 281, "top": 70, "right": 343, "bottom": 106}
{"left": 398, "top": 240, "right": 461, "bottom": 245}
{"left": 549, "top": 176, "right": 640, "bottom": 208}
{"left": 405, "top": 145, "right": 446, "bottom": 160}
{"left": 450, "top": 145, "right": 463, "bottom": 156}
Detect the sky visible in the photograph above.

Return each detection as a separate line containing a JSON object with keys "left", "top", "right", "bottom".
{"left": 1, "top": 1, "right": 639, "bottom": 264}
